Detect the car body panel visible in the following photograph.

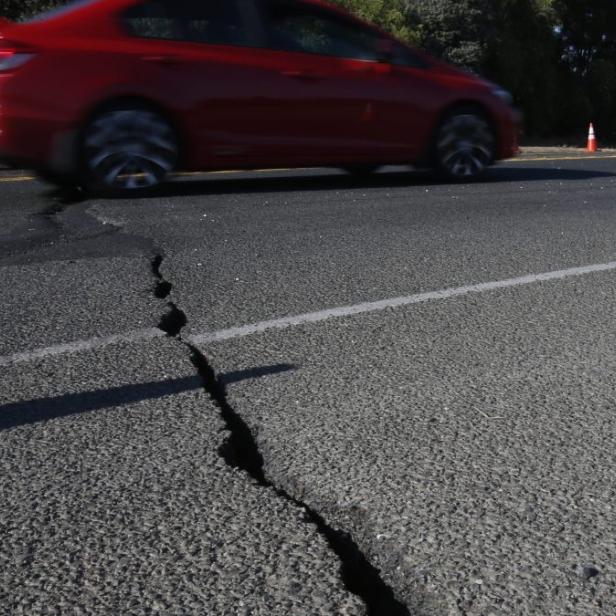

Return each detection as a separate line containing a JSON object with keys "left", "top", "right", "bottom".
{"left": 0, "top": 0, "right": 521, "bottom": 176}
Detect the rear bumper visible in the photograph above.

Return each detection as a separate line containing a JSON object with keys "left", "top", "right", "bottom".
{"left": 497, "top": 108, "right": 523, "bottom": 160}
{"left": 0, "top": 120, "right": 78, "bottom": 175}
{"left": 1, "top": 113, "right": 62, "bottom": 168}
{"left": 0, "top": 76, "right": 78, "bottom": 173}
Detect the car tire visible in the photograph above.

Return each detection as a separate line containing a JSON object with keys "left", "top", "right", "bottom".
{"left": 434, "top": 107, "right": 495, "bottom": 181}
{"left": 80, "top": 105, "right": 178, "bottom": 196}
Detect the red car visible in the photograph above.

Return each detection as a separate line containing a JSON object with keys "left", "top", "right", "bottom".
{"left": 0, "top": 0, "right": 520, "bottom": 194}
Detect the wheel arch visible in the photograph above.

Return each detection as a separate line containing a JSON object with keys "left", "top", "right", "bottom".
{"left": 423, "top": 99, "right": 499, "bottom": 166}
{"left": 77, "top": 95, "right": 187, "bottom": 168}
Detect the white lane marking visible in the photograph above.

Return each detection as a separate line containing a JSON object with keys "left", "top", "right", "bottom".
{"left": 0, "top": 328, "right": 165, "bottom": 367}
{"left": 189, "top": 260, "right": 616, "bottom": 344}
{"left": 2, "top": 259, "right": 616, "bottom": 366}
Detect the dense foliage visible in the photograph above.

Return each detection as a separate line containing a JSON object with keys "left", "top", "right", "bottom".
{"left": 1, "top": 0, "right": 58, "bottom": 21}
{"left": 334, "top": 0, "right": 616, "bottom": 139}
{"left": 3, "top": 0, "right": 616, "bottom": 140}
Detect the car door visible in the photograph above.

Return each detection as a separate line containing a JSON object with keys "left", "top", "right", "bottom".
{"left": 255, "top": 0, "right": 447, "bottom": 166}
{"left": 361, "top": 41, "right": 449, "bottom": 162}
{"left": 151, "top": 0, "right": 404, "bottom": 167}
{"left": 121, "top": 0, "right": 302, "bottom": 168}
{"left": 120, "top": 0, "right": 429, "bottom": 168}
{"left": 253, "top": 0, "right": 400, "bottom": 165}
{"left": 123, "top": 0, "right": 375, "bottom": 168}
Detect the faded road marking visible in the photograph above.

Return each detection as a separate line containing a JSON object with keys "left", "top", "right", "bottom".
{"left": 3, "top": 261, "right": 616, "bottom": 366}
{"left": 0, "top": 175, "right": 36, "bottom": 183}
{"left": 0, "top": 328, "right": 165, "bottom": 367}
{"left": 189, "top": 260, "right": 616, "bottom": 344}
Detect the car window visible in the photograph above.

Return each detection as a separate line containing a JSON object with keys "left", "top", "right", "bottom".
{"left": 123, "top": 0, "right": 252, "bottom": 47}
{"left": 392, "top": 45, "right": 430, "bottom": 69}
{"left": 261, "top": 0, "right": 381, "bottom": 61}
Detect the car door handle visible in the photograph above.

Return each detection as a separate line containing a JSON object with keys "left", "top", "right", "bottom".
{"left": 281, "top": 69, "right": 321, "bottom": 81}
{"left": 141, "top": 55, "right": 182, "bottom": 66}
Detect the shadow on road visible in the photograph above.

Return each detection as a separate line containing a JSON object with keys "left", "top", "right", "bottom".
{"left": 143, "top": 165, "right": 616, "bottom": 200}
{"left": 0, "top": 363, "right": 295, "bottom": 431}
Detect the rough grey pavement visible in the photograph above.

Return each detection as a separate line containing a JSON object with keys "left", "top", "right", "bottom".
{"left": 0, "top": 257, "right": 161, "bottom": 356}
{"left": 206, "top": 270, "right": 616, "bottom": 615}
{"left": 3, "top": 152, "right": 616, "bottom": 614}
{"left": 0, "top": 337, "right": 363, "bottom": 615}
{"left": 93, "top": 161, "right": 616, "bottom": 336}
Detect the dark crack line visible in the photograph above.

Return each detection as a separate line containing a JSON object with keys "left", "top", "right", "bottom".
{"left": 151, "top": 255, "right": 410, "bottom": 616}
{"left": 2, "top": 189, "right": 113, "bottom": 263}
{"left": 29, "top": 187, "right": 85, "bottom": 231}
{"left": 151, "top": 254, "right": 185, "bottom": 335}
{"left": 158, "top": 302, "right": 188, "bottom": 337}
{"left": 188, "top": 345, "right": 411, "bottom": 616}
{"left": 45, "top": 185, "right": 88, "bottom": 208}
{"left": 37, "top": 186, "right": 88, "bottom": 225}
{"left": 151, "top": 254, "right": 173, "bottom": 299}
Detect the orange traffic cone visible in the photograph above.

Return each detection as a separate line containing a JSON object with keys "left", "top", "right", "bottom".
{"left": 587, "top": 123, "right": 597, "bottom": 152}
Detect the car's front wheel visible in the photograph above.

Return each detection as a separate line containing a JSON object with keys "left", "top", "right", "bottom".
{"left": 434, "top": 108, "right": 495, "bottom": 181}
{"left": 81, "top": 106, "right": 178, "bottom": 196}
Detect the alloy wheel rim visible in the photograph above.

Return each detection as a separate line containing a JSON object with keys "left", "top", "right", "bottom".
{"left": 84, "top": 110, "right": 177, "bottom": 190}
{"left": 437, "top": 113, "right": 494, "bottom": 178}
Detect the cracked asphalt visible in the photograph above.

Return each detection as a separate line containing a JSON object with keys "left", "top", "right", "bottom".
{"left": 1, "top": 339, "right": 361, "bottom": 615}
{"left": 3, "top": 151, "right": 616, "bottom": 615}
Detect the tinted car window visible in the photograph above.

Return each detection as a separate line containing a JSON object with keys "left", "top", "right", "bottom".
{"left": 392, "top": 45, "right": 429, "bottom": 69}
{"left": 124, "top": 0, "right": 251, "bottom": 46}
{"left": 262, "top": 0, "right": 380, "bottom": 61}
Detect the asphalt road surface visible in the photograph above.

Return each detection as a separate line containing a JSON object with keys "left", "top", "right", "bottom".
{"left": 3, "top": 151, "right": 616, "bottom": 615}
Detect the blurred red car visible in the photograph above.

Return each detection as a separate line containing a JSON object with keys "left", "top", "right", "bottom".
{"left": 0, "top": 0, "right": 520, "bottom": 194}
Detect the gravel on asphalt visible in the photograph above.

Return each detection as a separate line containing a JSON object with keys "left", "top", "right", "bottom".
{"left": 205, "top": 269, "right": 616, "bottom": 615}
{"left": 0, "top": 337, "right": 364, "bottom": 615}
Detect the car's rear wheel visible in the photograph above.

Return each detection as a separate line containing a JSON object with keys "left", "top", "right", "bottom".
{"left": 434, "top": 108, "right": 495, "bottom": 181}
{"left": 81, "top": 106, "right": 178, "bottom": 195}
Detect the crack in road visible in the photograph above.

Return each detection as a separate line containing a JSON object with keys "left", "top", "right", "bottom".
{"left": 150, "top": 254, "right": 411, "bottom": 616}
{"left": 41, "top": 185, "right": 88, "bottom": 213}
{"left": 0, "top": 189, "right": 85, "bottom": 260}
{"left": 151, "top": 254, "right": 173, "bottom": 299}
{"left": 0, "top": 188, "right": 153, "bottom": 264}
{"left": 158, "top": 302, "right": 188, "bottom": 337}
{"left": 188, "top": 346, "right": 411, "bottom": 616}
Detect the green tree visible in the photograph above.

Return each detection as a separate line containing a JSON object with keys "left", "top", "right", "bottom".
{"left": 485, "top": 0, "right": 561, "bottom": 135}
{"left": 553, "top": 0, "right": 616, "bottom": 74}
{"left": 552, "top": 0, "right": 616, "bottom": 137}
{"left": 407, "top": 0, "right": 495, "bottom": 69}
{"left": 1, "top": 0, "right": 59, "bottom": 21}
{"left": 332, "top": 0, "right": 421, "bottom": 44}
{"left": 582, "top": 58, "right": 616, "bottom": 137}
